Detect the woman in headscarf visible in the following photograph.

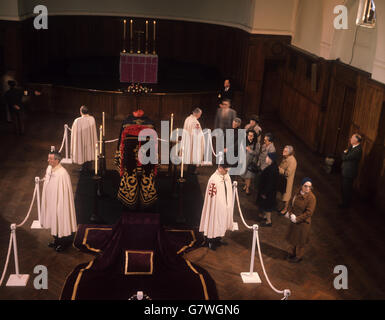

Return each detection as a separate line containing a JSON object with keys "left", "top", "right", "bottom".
{"left": 244, "top": 114, "right": 262, "bottom": 143}
{"left": 256, "top": 152, "right": 279, "bottom": 227}
{"left": 285, "top": 177, "right": 317, "bottom": 263}
{"left": 241, "top": 130, "right": 260, "bottom": 195}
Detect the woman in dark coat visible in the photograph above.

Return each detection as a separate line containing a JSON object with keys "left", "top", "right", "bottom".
{"left": 241, "top": 130, "right": 260, "bottom": 195}
{"left": 256, "top": 152, "right": 279, "bottom": 227}
{"left": 285, "top": 177, "right": 317, "bottom": 263}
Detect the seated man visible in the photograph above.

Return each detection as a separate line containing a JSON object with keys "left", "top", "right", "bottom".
{"left": 115, "top": 109, "right": 158, "bottom": 210}
{"left": 70, "top": 105, "right": 98, "bottom": 167}
{"left": 41, "top": 151, "right": 77, "bottom": 252}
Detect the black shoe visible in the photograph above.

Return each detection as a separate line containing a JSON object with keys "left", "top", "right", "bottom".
{"left": 55, "top": 244, "right": 65, "bottom": 252}
{"left": 208, "top": 242, "right": 217, "bottom": 251}
{"left": 214, "top": 238, "right": 228, "bottom": 246}
{"left": 260, "top": 222, "right": 272, "bottom": 227}
{"left": 286, "top": 253, "right": 295, "bottom": 260}
{"left": 48, "top": 241, "right": 56, "bottom": 248}
{"left": 288, "top": 256, "right": 302, "bottom": 263}
{"left": 200, "top": 239, "right": 209, "bottom": 248}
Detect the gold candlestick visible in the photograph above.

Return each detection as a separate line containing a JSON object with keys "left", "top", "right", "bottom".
{"left": 130, "top": 19, "right": 134, "bottom": 53}
{"left": 152, "top": 20, "right": 156, "bottom": 54}
{"left": 122, "top": 19, "right": 127, "bottom": 53}
{"left": 95, "top": 143, "right": 98, "bottom": 175}
{"left": 99, "top": 125, "right": 103, "bottom": 154}
{"left": 145, "top": 20, "right": 149, "bottom": 54}
{"left": 181, "top": 147, "right": 184, "bottom": 178}
{"left": 170, "top": 113, "right": 174, "bottom": 139}
{"left": 102, "top": 112, "right": 105, "bottom": 137}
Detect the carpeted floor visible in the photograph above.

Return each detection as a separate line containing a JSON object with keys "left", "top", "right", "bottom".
{"left": 0, "top": 112, "right": 385, "bottom": 300}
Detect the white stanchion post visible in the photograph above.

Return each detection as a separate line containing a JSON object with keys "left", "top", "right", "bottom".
{"left": 31, "top": 177, "right": 43, "bottom": 229}
{"left": 61, "top": 124, "right": 72, "bottom": 164}
{"left": 202, "top": 129, "right": 213, "bottom": 166}
{"left": 240, "top": 224, "right": 262, "bottom": 283}
{"left": 6, "top": 224, "right": 29, "bottom": 286}
{"left": 232, "top": 181, "right": 239, "bottom": 231}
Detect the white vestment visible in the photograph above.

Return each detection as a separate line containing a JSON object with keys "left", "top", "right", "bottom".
{"left": 181, "top": 114, "right": 205, "bottom": 165}
{"left": 41, "top": 165, "right": 77, "bottom": 237}
{"left": 70, "top": 115, "right": 98, "bottom": 164}
{"left": 199, "top": 170, "right": 235, "bottom": 239}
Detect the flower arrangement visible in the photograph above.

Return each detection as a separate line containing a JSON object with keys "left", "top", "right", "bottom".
{"left": 126, "top": 83, "right": 153, "bottom": 94}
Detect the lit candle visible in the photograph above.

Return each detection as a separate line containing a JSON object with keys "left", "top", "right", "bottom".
{"left": 153, "top": 20, "right": 156, "bottom": 41}
{"left": 130, "top": 19, "right": 133, "bottom": 40}
{"left": 170, "top": 113, "right": 174, "bottom": 139}
{"left": 145, "top": 20, "right": 148, "bottom": 42}
{"left": 99, "top": 125, "right": 103, "bottom": 154}
{"left": 181, "top": 147, "right": 184, "bottom": 178}
{"left": 176, "top": 128, "right": 179, "bottom": 158}
{"left": 95, "top": 143, "right": 98, "bottom": 175}
{"left": 102, "top": 112, "right": 105, "bottom": 137}
{"left": 123, "top": 19, "right": 127, "bottom": 40}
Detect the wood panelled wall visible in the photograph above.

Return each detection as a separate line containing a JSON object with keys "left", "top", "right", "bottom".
{"left": 1, "top": 16, "right": 290, "bottom": 119}
{"left": 17, "top": 16, "right": 248, "bottom": 89}
{"left": 26, "top": 83, "right": 243, "bottom": 130}
{"left": 279, "top": 45, "right": 385, "bottom": 211}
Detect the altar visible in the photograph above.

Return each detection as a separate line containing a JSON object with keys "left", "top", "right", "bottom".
{"left": 120, "top": 53, "right": 158, "bottom": 83}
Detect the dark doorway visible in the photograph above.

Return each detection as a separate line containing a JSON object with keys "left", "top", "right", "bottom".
{"left": 324, "top": 80, "right": 356, "bottom": 156}
{"left": 260, "top": 59, "right": 285, "bottom": 118}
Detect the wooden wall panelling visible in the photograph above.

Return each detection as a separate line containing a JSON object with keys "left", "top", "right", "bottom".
{"left": 351, "top": 76, "right": 385, "bottom": 203}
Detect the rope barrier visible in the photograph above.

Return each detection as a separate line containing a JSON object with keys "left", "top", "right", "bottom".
{"left": 0, "top": 176, "right": 41, "bottom": 286}
{"left": 204, "top": 130, "right": 219, "bottom": 158}
{"left": 233, "top": 182, "right": 253, "bottom": 230}
{"left": 16, "top": 183, "right": 38, "bottom": 228}
{"left": 0, "top": 233, "right": 13, "bottom": 286}
{"left": 104, "top": 138, "right": 119, "bottom": 144}
{"left": 233, "top": 182, "right": 291, "bottom": 300}
{"left": 58, "top": 127, "right": 66, "bottom": 153}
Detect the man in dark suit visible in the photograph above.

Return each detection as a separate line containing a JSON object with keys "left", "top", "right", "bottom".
{"left": 217, "top": 79, "right": 233, "bottom": 102}
{"left": 4, "top": 80, "right": 25, "bottom": 135}
{"left": 214, "top": 98, "right": 237, "bottom": 131}
{"left": 340, "top": 133, "right": 363, "bottom": 209}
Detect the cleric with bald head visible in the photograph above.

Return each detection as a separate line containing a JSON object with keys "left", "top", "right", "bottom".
{"left": 181, "top": 107, "right": 205, "bottom": 175}
{"left": 41, "top": 151, "right": 77, "bottom": 252}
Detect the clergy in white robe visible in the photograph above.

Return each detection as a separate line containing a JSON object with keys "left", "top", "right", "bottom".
{"left": 199, "top": 164, "right": 235, "bottom": 250}
{"left": 41, "top": 152, "right": 77, "bottom": 251}
{"left": 180, "top": 108, "right": 205, "bottom": 174}
{"left": 70, "top": 105, "right": 98, "bottom": 165}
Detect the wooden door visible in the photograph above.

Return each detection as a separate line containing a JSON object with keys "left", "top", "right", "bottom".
{"left": 323, "top": 79, "right": 356, "bottom": 156}
{"left": 260, "top": 59, "right": 284, "bottom": 118}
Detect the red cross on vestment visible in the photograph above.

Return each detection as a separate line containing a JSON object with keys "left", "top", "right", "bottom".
{"left": 208, "top": 183, "right": 217, "bottom": 198}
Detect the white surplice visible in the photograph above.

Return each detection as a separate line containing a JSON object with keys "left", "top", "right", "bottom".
{"left": 41, "top": 164, "right": 77, "bottom": 237}
{"left": 70, "top": 115, "right": 98, "bottom": 164}
{"left": 181, "top": 114, "right": 205, "bottom": 165}
{"left": 199, "top": 170, "right": 235, "bottom": 239}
